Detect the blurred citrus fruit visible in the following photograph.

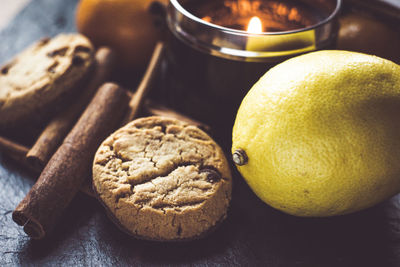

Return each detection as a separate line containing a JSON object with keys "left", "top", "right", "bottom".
{"left": 232, "top": 50, "right": 400, "bottom": 217}
{"left": 337, "top": 13, "right": 400, "bottom": 64}
{"left": 76, "top": 0, "right": 166, "bottom": 71}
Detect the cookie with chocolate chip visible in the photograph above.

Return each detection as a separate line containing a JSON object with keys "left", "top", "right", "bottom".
{"left": 92, "top": 116, "right": 232, "bottom": 241}
{"left": 0, "top": 33, "right": 94, "bottom": 127}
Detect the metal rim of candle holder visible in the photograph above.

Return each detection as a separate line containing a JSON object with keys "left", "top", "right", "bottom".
{"left": 167, "top": 0, "right": 342, "bottom": 62}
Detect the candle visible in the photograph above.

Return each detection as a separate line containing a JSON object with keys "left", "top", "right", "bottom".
{"left": 187, "top": 0, "right": 325, "bottom": 32}
{"left": 168, "top": 0, "right": 339, "bottom": 61}
{"left": 245, "top": 14, "right": 316, "bottom": 58}
{"left": 160, "top": 0, "right": 341, "bottom": 138}
{"left": 247, "top": 16, "right": 262, "bottom": 33}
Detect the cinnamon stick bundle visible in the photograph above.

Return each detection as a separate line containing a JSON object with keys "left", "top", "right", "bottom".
{"left": 26, "top": 47, "right": 117, "bottom": 170}
{"left": 13, "top": 83, "right": 130, "bottom": 239}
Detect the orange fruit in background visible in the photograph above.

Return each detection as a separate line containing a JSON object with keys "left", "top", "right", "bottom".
{"left": 76, "top": 0, "right": 166, "bottom": 72}
{"left": 337, "top": 13, "right": 400, "bottom": 64}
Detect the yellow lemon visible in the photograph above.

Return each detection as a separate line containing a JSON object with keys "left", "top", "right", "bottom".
{"left": 232, "top": 50, "right": 400, "bottom": 217}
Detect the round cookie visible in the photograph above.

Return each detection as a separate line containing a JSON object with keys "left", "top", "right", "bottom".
{"left": 0, "top": 33, "right": 94, "bottom": 127}
{"left": 93, "top": 116, "right": 232, "bottom": 241}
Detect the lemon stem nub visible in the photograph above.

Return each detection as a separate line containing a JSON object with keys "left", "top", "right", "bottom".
{"left": 232, "top": 149, "right": 248, "bottom": 166}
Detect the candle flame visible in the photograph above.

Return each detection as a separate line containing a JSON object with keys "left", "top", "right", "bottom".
{"left": 247, "top": 16, "right": 262, "bottom": 33}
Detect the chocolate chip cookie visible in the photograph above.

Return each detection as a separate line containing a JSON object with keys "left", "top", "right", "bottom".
{"left": 93, "top": 116, "right": 232, "bottom": 241}
{"left": 0, "top": 33, "right": 94, "bottom": 127}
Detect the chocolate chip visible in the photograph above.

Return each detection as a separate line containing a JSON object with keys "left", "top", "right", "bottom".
{"left": 72, "top": 55, "right": 85, "bottom": 66}
{"left": 47, "top": 61, "right": 59, "bottom": 73}
{"left": 200, "top": 168, "right": 221, "bottom": 183}
{"left": 1, "top": 66, "right": 9, "bottom": 75}
{"left": 160, "top": 124, "right": 167, "bottom": 134}
{"left": 0, "top": 61, "right": 15, "bottom": 75}
{"left": 38, "top": 37, "right": 50, "bottom": 47}
{"left": 74, "top": 45, "right": 91, "bottom": 53}
{"left": 47, "top": 47, "right": 68, "bottom": 57}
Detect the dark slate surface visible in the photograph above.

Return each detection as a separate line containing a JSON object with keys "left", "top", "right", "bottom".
{"left": 1, "top": 0, "right": 400, "bottom": 266}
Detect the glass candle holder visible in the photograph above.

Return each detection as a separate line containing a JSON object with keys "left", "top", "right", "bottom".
{"left": 156, "top": 0, "right": 341, "bottom": 137}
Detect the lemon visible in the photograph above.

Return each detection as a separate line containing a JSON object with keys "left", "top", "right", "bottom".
{"left": 232, "top": 50, "right": 400, "bottom": 217}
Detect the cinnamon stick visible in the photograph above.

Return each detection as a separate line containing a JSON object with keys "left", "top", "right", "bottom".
{"left": 26, "top": 47, "right": 117, "bottom": 170}
{"left": 0, "top": 136, "right": 32, "bottom": 167}
{"left": 0, "top": 136, "right": 46, "bottom": 174}
{"left": 13, "top": 83, "right": 130, "bottom": 239}
{"left": 122, "top": 42, "right": 165, "bottom": 124}
{"left": 144, "top": 100, "right": 211, "bottom": 133}
{"left": 0, "top": 135, "right": 96, "bottom": 196}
